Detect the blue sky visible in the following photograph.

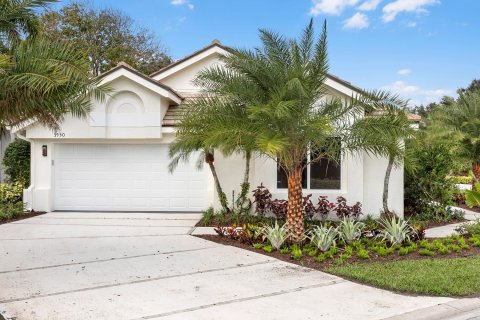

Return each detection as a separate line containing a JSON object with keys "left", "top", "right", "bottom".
{"left": 59, "top": 0, "right": 479, "bottom": 107}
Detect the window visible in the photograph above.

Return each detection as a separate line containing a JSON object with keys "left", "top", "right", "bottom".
{"left": 276, "top": 146, "right": 341, "bottom": 190}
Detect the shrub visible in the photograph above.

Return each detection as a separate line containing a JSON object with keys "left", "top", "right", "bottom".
{"left": 357, "top": 249, "right": 370, "bottom": 259}
{"left": 253, "top": 243, "right": 264, "bottom": 249}
{"left": 290, "top": 245, "right": 302, "bottom": 261}
{"left": 262, "top": 245, "right": 273, "bottom": 253}
{"left": 414, "top": 203, "right": 465, "bottom": 223}
{"left": 0, "top": 202, "right": 25, "bottom": 220}
{"left": 380, "top": 216, "right": 413, "bottom": 246}
{"left": 398, "top": 247, "right": 410, "bottom": 256}
{"left": 448, "top": 175, "right": 473, "bottom": 185}
{"left": 465, "top": 184, "right": 480, "bottom": 208}
{"left": 260, "top": 221, "right": 288, "bottom": 250}
{"left": 418, "top": 249, "right": 435, "bottom": 256}
{"left": 279, "top": 247, "right": 290, "bottom": 254}
{"left": 308, "top": 225, "right": 338, "bottom": 252}
{"left": 251, "top": 185, "right": 363, "bottom": 219}
{"left": 338, "top": 218, "right": 365, "bottom": 243}
{"left": 2, "top": 139, "right": 30, "bottom": 186}
{"left": 0, "top": 181, "right": 23, "bottom": 204}
{"left": 456, "top": 220, "right": 480, "bottom": 236}
{"left": 405, "top": 139, "right": 456, "bottom": 214}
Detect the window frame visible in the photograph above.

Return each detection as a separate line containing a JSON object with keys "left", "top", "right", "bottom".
{"left": 275, "top": 148, "right": 343, "bottom": 192}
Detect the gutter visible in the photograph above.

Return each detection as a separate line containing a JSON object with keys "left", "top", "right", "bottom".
{"left": 15, "top": 132, "right": 34, "bottom": 211}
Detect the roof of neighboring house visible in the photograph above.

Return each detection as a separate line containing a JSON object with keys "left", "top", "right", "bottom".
{"left": 407, "top": 113, "right": 422, "bottom": 122}
{"left": 98, "top": 62, "right": 183, "bottom": 102}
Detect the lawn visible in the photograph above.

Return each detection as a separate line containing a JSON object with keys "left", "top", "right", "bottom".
{"left": 326, "top": 256, "right": 480, "bottom": 297}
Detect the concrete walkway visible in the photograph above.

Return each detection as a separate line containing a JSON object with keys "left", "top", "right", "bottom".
{"left": 425, "top": 206, "right": 480, "bottom": 238}
{"left": 0, "top": 212, "right": 477, "bottom": 320}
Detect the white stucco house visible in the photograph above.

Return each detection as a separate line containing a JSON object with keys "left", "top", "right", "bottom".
{"left": 13, "top": 41, "right": 406, "bottom": 216}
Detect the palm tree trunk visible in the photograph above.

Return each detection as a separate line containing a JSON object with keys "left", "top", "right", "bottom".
{"left": 472, "top": 161, "right": 480, "bottom": 190}
{"left": 383, "top": 156, "right": 394, "bottom": 214}
{"left": 286, "top": 167, "right": 304, "bottom": 243}
{"left": 205, "top": 152, "right": 230, "bottom": 214}
{"left": 236, "top": 151, "right": 251, "bottom": 211}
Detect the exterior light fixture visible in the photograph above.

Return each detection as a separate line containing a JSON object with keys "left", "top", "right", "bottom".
{"left": 42, "top": 145, "right": 47, "bottom": 157}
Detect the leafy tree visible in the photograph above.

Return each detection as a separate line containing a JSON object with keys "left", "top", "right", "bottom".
{"left": 173, "top": 20, "right": 407, "bottom": 242}
{"left": 41, "top": 2, "right": 172, "bottom": 76}
{"left": 458, "top": 79, "right": 480, "bottom": 95}
{"left": 0, "top": 0, "right": 105, "bottom": 129}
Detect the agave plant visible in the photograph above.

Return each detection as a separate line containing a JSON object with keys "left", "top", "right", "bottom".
{"left": 379, "top": 216, "right": 413, "bottom": 246}
{"left": 338, "top": 218, "right": 365, "bottom": 243}
{"left": 308, "top": 225, "right": 339, "bottom": 252}
{"left": 260, "top": 221, "right": 288, "bottom": 250}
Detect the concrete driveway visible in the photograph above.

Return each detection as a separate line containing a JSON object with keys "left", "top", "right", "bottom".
{"left": 0, "top": 212, "right": 477, "bottom": 320}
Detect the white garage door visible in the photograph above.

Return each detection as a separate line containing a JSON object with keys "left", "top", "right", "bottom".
{"left": 53, "top": 144, "right": 209, "bottom": 212}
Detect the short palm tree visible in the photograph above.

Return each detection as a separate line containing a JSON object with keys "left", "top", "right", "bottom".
{"left": 352, "top": 110, "right": 414, "bottom": 214}
{"left": 183, "top": 20, "right": 406, "bottom": 242}
{"left": 0, "top": 0, "right": 104, "bottom": 129}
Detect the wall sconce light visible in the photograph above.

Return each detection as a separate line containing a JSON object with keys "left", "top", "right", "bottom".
{"left": 42, "top": 145, "right": 47, "bottom": 157}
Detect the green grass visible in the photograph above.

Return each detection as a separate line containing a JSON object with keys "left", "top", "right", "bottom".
{"left": 327, "top": 256, "right": 480, "bottom": 296}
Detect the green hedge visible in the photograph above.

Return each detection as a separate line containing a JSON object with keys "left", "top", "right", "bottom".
{"left": 2, "top": 139, "right": 30, "bottom": 186}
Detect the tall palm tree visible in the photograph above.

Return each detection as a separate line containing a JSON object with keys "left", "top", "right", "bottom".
{"left": 180, "top": 20, "right": 406, "bottom": 242}
{"left": 0, "top": 0, "right": 104, "bottom": 129}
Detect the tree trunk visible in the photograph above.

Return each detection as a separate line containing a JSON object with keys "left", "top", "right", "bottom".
{"left": 236, "top": 151, "right": 251, "bottom": 212}
{"left": 286, "top": 167, "right": 304, "bottom": 243}
{"left": 383, "top": 156, "right": 394, "bottom": 214}
{"left": 472, "top": 161, "right": 480, "bottom": 190}
{"left": 205, "top": 152, "right": 230, "bottom": 214}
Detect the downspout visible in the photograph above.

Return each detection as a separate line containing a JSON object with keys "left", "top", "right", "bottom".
{"left": 16, "top": 132, "right": 34, "bottom": 211}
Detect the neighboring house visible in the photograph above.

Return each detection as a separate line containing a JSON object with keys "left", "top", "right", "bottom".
{"left": 0, "top": 129, "right": 14, "bottom": 182}
{"left": 14, "top": 41, "right": 406, "bottom": 216}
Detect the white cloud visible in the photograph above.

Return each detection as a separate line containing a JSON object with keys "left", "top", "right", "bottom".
{"left": 171, "top": 0, "right": 194, "bottom": 10}
{"left": 343, "top": 13, "right": 369, "bottom": 29}
{"left": 358, "top": 0, "right": 382, "bottom": 11}
{"left": 310, "top": 0, "right": 360, "bottom": 16}
{"left": 397, "top": 68, "right": 411, "bottom": 76}
{"left": 381, "top": 80, "right": 452, "bottom": 106}
{"left": 382, "top": 0, "right": 439, "bottom": 23}
{"left": 406, "top": 21, "right": 417, "bottom": 27}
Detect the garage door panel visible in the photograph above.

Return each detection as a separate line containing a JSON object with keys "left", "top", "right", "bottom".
{"left": 54, "top": 144, "right": 208, "bottom": 212}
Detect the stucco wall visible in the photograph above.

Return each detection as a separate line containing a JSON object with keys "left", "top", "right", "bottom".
{"left": 213, "top": 151, "right": 403, "bottom": 218}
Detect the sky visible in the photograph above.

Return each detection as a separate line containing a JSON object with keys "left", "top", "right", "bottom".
{"left": 57, "top": 0, "right": 479, "bottom": 107}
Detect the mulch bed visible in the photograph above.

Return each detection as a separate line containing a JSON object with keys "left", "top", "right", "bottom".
{"left": 0, "top": 211, "right": 46, "bottom": 225}
{"left": 195, "top": 234, "right": 480, "bottom": 271}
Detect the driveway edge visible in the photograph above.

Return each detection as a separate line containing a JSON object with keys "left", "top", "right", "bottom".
{"left": 384, "top": 298, "right": 480, "bottom": 320}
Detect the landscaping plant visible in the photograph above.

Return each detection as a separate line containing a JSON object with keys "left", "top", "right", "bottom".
{"left": 379, "top": 216, "right": 413, "bottom": 246}
{"left": 260, "top": 221, "right": 288, "bottom": 250}
{"left": 338, "top": 217, "right": 365, "bottom": 243}
{"left": 308, "top": 225, "right": 339, "bottom": 252}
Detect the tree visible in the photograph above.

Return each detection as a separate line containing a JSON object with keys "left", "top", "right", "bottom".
{"left": 40, "top": 2, "right": 172, "bottom": 76}
{"left": 176, "top": 20, "right": 406, "bottom": 242}
{"left": 169, "top": 94, "right": 257, "bottom": 214}
{"left": 2, "top": 138, "right": 30, "bottom": 185}
{"left": 353, "top": 111, "right": 414, "bottom": 214}
{"left": 0, "top": 0, "right": 105, "bottom": 129}
{"left": 431, "top": 92, "right": 480, "bottom": 186}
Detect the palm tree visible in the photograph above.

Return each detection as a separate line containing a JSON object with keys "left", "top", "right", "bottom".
{"left": 0, "top": 0, "right": 104, "bottom": 129}
{"left": 429, "top": 92, "right": 480, "bottom": 187}
{"left": 351, "top": 110, "right": 414, "bottom": 214}
{"left": 168, "top": 95, "right": 256, "bottom": 214}
{"left": 183, "top": 20, "right": 406, "bottom": 242}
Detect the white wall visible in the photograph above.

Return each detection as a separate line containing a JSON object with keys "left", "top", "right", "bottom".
{"left": 213, "top": 151, "right": 403, "bottom": 218}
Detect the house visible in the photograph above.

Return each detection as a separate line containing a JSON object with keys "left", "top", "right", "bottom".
{"left": 14, "top": 41, "right": 405, "bottom": 216}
